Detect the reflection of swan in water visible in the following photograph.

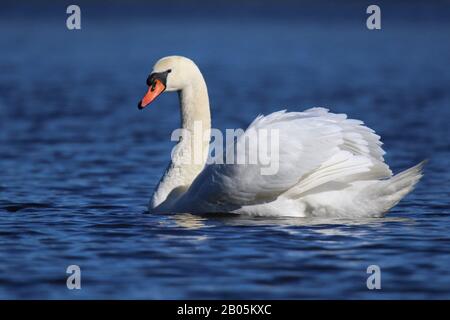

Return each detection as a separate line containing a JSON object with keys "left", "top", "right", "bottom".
{"left": 139, "top": 56, "right": 425, "bottom": 217}
{"left": 170, "top": 213, "right": 208, "bottom": 230}
{"left": 166, "top": 213, "right": 414, "bottom": 244}
{"left": 169, "top": 212, "right": 413, "bottom": 230}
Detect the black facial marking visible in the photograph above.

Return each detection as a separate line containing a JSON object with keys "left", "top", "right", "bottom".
{"left": 146, "top": 69, "right": 171, "bottom": 87}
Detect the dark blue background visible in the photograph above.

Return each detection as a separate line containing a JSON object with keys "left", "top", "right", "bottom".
{"left": 0, "top": 1, "right": 449, "bottom": 298}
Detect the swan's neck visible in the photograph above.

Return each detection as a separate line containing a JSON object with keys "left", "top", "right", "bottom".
{"left": 151, "top": 77, "right": 211, "bottom": 210}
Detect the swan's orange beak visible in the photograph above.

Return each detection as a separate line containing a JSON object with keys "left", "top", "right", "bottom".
{"left": 138, "top": 79, "right": 166, "bottom": 109}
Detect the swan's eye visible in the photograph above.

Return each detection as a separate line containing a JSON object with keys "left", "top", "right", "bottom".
{"left": 146, "top": 75, "right": 155, "bottom": 87}
{"left": 167, "top": 69, "right": 172, "bottom": 73}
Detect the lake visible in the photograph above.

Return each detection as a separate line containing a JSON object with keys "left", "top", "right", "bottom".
{"left": 0, "top": 1, "right": 449, "bottom": 299}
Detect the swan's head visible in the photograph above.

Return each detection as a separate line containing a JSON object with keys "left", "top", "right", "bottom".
{"left": 138, "top": 56, "right": 201, "bottom": 109}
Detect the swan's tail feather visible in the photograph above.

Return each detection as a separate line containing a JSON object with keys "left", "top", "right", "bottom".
{"left": 375, "top": 160, "right": 426, "bottom": 214}
{"left": 384, "top": 160, "right": 426, "bottom": 194}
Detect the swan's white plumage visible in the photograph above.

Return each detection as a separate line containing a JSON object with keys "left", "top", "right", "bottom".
{"left": 175, "top": 107, "right": 417, "bottom": 217}
{"left": 146, "top": 56, "right": 424, "bottom": 217}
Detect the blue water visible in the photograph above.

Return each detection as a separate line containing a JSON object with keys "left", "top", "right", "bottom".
{"left": 1, "top": 1, "right": 449, "bottom": 299}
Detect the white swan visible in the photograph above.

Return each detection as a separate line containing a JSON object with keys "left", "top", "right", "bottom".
{"left": 138, "top": 56, "right": 424, "bottom": 217}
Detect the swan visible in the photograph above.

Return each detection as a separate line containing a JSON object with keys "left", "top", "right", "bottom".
{"left": 138, "top": 56, "right": 425, "bottom": 217}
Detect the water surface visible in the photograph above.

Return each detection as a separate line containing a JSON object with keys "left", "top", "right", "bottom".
{"left": 0, "top": 2, "right": 449, "bottom": 299}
